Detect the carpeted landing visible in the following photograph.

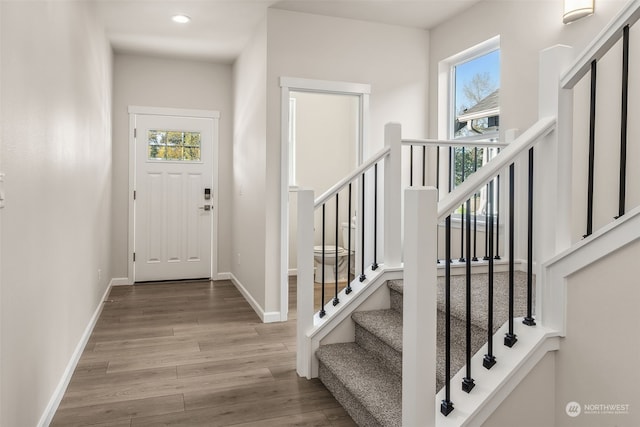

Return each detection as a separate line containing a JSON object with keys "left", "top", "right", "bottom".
{"left": 316, "top": 271, "right": 534, "bottom": 427}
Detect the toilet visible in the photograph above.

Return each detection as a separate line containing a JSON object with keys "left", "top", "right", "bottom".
{"left": 313, "top": 219, "right": 356, "bottom": 283}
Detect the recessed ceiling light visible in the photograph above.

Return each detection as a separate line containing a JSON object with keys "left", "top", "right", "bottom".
{"left": 172, "top": 14, "right": 191, "bottom": 24}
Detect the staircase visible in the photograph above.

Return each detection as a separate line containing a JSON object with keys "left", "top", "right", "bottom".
{"left": 316, "top": 271, "right": 531, "bottom": 427}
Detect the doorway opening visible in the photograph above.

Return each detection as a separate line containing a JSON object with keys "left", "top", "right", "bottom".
{"left": 280, "top": 78, "right": 371, "bottom": 321}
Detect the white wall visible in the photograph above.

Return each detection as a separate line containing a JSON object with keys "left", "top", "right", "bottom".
{"left": 482, "top": 352, "right": 556, "bottom": 427}
{"left": 112, "top": 53, "right": 234, "bottom": 279}
{"left": 263, "top": 9, "right": 429, "bottom": 314}
{"left": 232, "top": 18, "right": 268, "bottom": 310}
{"left": 0, "top": 2, "right": 112, "bottom": 425}
{"left": 554, "top": 237, "right": 640, "bottom": 426}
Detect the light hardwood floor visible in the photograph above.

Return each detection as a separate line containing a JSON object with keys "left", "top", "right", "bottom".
{"left": 51, "top": 279, "right": 356, "bottom": 426}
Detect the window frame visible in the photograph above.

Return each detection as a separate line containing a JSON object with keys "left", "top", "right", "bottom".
{"left": 438, "top": 36, "right": 501, "bottom": 218}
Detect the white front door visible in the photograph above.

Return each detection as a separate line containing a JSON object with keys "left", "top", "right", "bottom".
{"left": 132, "top": 112, "right": 217, "bottom": 282}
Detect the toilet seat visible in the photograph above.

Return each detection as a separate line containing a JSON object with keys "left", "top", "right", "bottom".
{"left": 313, "top": 245, "right": 347, "bottom": 256}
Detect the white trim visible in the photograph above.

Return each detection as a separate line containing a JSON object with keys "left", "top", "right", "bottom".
{"left": 127, "top": 105, "right": 220, "bottom": 119}
{"left": 127, "top": 113, "right": 136, "bottom": 285}
{"left": 110, "top": 277, "right": 131, "bottom": 286}
{"left": 435, "top": 322, "right": 560, "bottom": 427}
{"left": 229, "top": 273, "right": 282, "bottom": 323}
{"left": 279, "top": 78, "right": 372, "bottom": 329}
{"left": 215, "top": 272, "right": 231, "bottom": 280}
{"left": 279, "top": 77, "right": 371, "bottom": 95}
{"left": 37, "top": 282, "right": 113, "bottom": 427}
{"left": 541, "top": 204, "right": 640, "bottom": 335}
{"left": 128, "top": 107, "right": 220, "bottom": 283}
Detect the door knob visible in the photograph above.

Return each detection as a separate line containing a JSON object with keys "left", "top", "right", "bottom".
{"left": 199, "top": 205, "right": 212, "bottom": 211}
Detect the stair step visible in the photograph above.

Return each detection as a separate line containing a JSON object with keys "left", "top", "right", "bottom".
{"left": 388, "top": 280, "right": 403, "bottom": 313}
{"left": 390, "top": 271, "right": 532, "bottom": 332}
{"left": 317, "top": 343, "right": 401, "bottom": 427}
{"left": 352, "top": 309, "right": 402, "bottom": 376}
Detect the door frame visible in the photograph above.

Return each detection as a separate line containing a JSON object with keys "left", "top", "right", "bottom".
{"left": 279, "top": 77, "right": 371, "bottom": 321}
{"left": 127, "top": 106, "right": 220, "bottom": 284}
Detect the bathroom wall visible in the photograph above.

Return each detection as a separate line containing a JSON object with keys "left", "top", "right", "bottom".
{"left": 288, "top": 91, "right": 359, "bottom": 271}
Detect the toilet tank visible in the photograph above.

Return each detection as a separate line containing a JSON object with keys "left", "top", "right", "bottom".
{"left": 341, "top": 221, "right": 356, "bottom": 251}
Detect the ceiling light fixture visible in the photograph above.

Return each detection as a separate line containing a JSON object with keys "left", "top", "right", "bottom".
{"left": 563, "top": 0, "right": 594, "bottom": 24}
{"left": 172, "top": 14, "right": 191, "bottom": 24}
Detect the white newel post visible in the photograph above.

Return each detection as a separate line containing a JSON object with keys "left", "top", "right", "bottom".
{"left": 296, "top": 188, "right": 315, "bottom": 379}
{"left": 403, "top": 187, "right": 438, "bottom": 427}
{"left": 384, "top": 123, "right": 402, "bottom": 267}
{"left": 536, "top": 45, "right": 574, "bottom": 334}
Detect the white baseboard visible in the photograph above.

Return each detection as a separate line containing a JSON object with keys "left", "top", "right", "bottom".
{"left": 110, "top": 277, "right": 131, "bottom": 286}
{"left": 228, "top": 273, "right": 282, "bottom": 323}
{"left": 214, "top": 272, "right": 231, "bottom": 280}
{"left": 37, "top": 281, "right": 113, "bottom": 427}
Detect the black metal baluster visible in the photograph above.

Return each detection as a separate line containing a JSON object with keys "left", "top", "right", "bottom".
{"left": 372, "top": 164, "right": 379, "bottom": 271}
{"left": 346, "top": 183, "right": 353, "bottom": 294}
{"left": 494, "top": 149, "right": 501, "bottom": 260}
{"left": 333, "top": 194, "right": 340, "bottom": 306}
{"left": 449, "top": 147, "right": 454, "bottom": 263}
{"left": 523, "top": 148, "right": 536, "bottom": 326}
{"left": 437, "top": 147, "right": 441, "bottom": 264}
{"left": 472, "top": 148, "right": 479, "bottom": 262}
{"left": 410, "top": 146, "right": 414, "bottom": 187}
{"left": 462, "top": 197, "right": 475, "bottom": 393}
{"left": 505, "top": 163, "right": 517, "bottom": 347}
{"left": 618, "top": 25, "right": 630, "bottom": 219}
{"left": 441, "top": 215, "right": 454, "bottom": 416}
{"left": 422, "top": 146, "right": 427, "bottom": 186}
{"left": 483, "top": 179, "right": 497, "bottom": 369}
{"left": 459, "top": 148, "right": 466, "bottom": 262}
{"left": 585, "top": 59, "right": 597, "bottom": 237}
{"left": 483, "top": 183, "right": 490, "bottom": 261}
{"left": 437, "top": 146, "right": 441, "bottom": 191}
{"left": 320, "top": 204, "right": 327, "bottom": 318}
{"left": 359, "top": 172, "right": 366, "bottom": 282}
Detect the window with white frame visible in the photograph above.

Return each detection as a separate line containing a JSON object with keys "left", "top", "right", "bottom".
{"left": 444, "top": 37, "right": 500, "bottom": 217}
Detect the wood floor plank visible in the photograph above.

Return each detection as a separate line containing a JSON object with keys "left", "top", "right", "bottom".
{"left": 132, "top": 389, "right": 341, "bottom": 427}
{"left": 60, "top": 367, "right": 275, "bottom": 410}
{"left": 176, "top": 351, "right": 295, "bottom": 378}
{"left": 52, "top": 280, "right": 353, "bottom": 426}
{"left": 106, "top": 342, "right": 289, "bottom": 373}
{"left": 52, "top": 394, "right": 184, "bottom": 426}
{"left": 225, "top": 410, "right": 332, "bottom": 427}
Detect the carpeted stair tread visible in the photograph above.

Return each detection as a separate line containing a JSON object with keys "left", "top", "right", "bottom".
{"left": 352, "top": 309, "right": 402, "bottom": 353}
{"left": 317, "top": 342, "right": 401, "bottom": 427}
{"left": 392, "top": 271, "right": 533, "bottom": 331}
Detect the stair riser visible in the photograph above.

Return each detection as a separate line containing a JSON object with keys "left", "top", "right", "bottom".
{"left": 355, "top": 325, "right": 402, "bottom": 377}
{"left": 390, "top": 288, "right": 402, "bottom": 313}
{"left": 318, "top": 362, "right": 384, "bottom": 427}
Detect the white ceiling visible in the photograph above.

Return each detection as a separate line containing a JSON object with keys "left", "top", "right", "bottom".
{"left": 92, "top": 0, "right": 483, "bottom": 63}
